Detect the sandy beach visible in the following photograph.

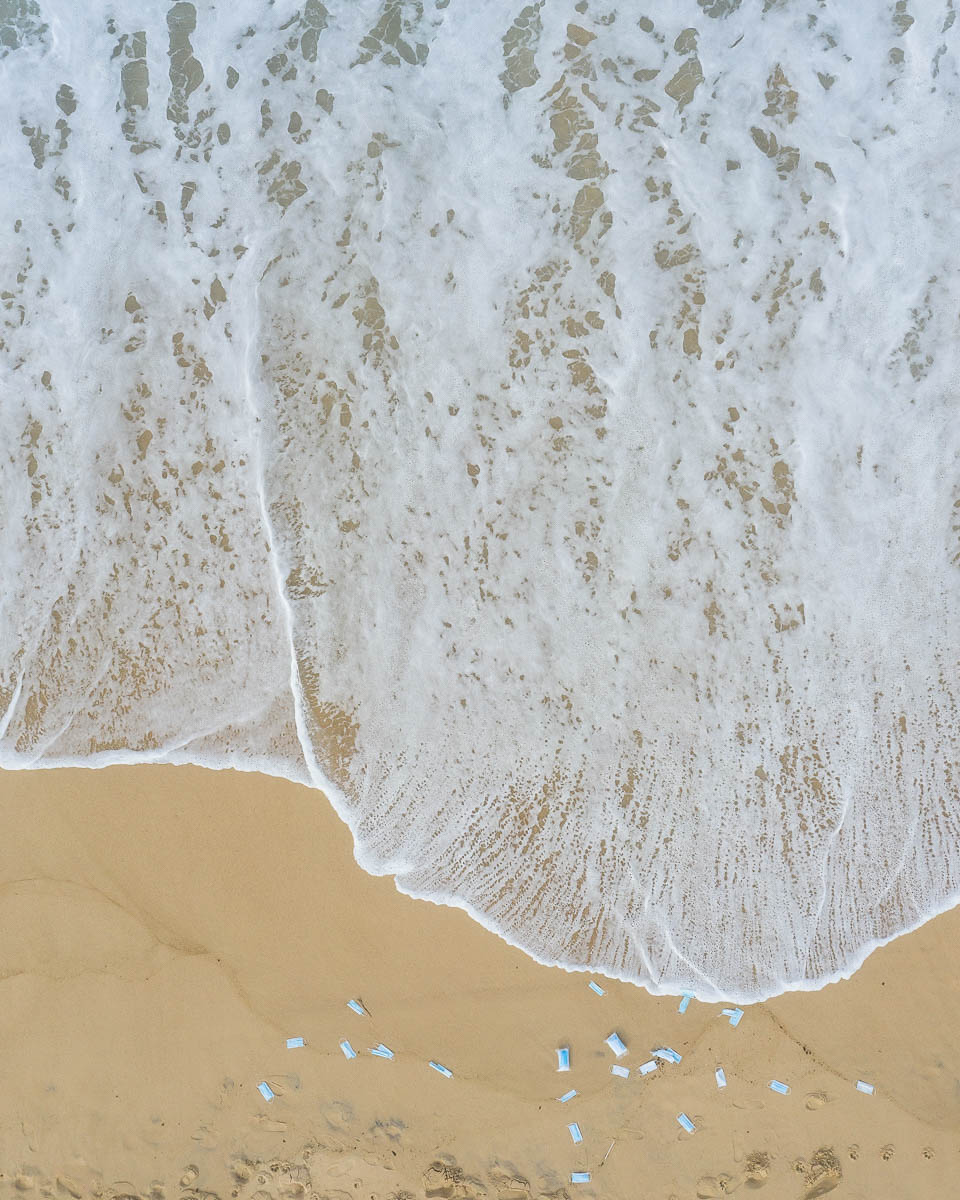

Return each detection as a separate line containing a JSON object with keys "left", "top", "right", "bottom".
{"left": 0, "top": 764, "right": 956, "bottom": 1198}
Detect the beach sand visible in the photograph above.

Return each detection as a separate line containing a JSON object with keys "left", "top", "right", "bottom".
{"left": 0, "top": 764, "right": 957, "bottom": 1198}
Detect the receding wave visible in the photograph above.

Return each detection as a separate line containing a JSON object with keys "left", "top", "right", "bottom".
{"left": 1, "top": 0, "right": 958, "bottom": 1000}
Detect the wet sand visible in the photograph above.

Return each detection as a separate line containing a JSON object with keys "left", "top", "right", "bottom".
{"left": 0, "top": 764, "right": 957, "bottom": 1198}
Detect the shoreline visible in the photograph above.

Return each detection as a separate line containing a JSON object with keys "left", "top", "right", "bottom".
{"left": 0, "top": 763, "right": 957, "bottom": 1196}
{"left": 6, "top": 756, "right": 954, "bottom": 1007}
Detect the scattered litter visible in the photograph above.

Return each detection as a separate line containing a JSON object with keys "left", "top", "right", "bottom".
{"left": 370, "top": 1044, "right": 394, "bottom": 1059}
{"left": 588, "top": 980, "right": 605, "bottom": 996}
{"left": 600, "top": 1141, "right": 615, "bottom": 1166}
{"left": 570, "top": 1174, "right": 591, "bottom": 1185}
{"left": 568, "top": 1122, "right": 583, "bottom": 1145}
{"left": 653, "top": 1047, "right": 682, "bottom": 1064}
{"left": 429, "top": 1062, "right": 453, "bottom": 1078}
{"left": 557, "top": 1047, "right": 571, "bottom": 1071}
{"left": 611, "top": 1065, "right": 630, "bottom": 1079}
{"left": 722, "top": 1007, "right": 744, "bottom": 1027}
{"left": 715, "top": 1067, "right": 727, "bottom": 1089}
{"left": 678, "top": 993, "right": 692, "bottom": 1014}
{"left": 558, "top": 1088, "right": 578, "bottom": 1103}
{"left": 286, "top": 1037, "right": 305, "bottom": 1049}
{"left": 856, "top": 1080, "right": 875, "bottom": 1095}
{"left": 347, "top": 999, "right": 366, "bottom": 1016}
{"left": 257, "top": 1082, "right": 275, "bottom": 1102}
{"left": 604, "top": 1032, "right": 628, "bottom": 1058}
{"left": 677, "top": 1113, "right": 695, "bottom": 1133}
{"left": 769, "top": 1080, "right": 790, "bottom": 1095}
{"left": 339, "top": 1040, "right": 357, "bottom": 1059}
{"left": 638, "top": 1059, "right": 658, "bottom": 1075}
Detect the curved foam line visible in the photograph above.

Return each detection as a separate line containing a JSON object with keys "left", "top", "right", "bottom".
{"left": 2, "top": 746, "right": 957, "bottom": 1003}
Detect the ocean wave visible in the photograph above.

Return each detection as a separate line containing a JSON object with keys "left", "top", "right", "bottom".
{"left": 1, "top": 0, "right": 958, "bottom": 1000}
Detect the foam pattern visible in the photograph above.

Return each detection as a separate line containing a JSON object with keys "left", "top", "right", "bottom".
{"left": 1, "top": 0, "right": 958, "bottom": 999}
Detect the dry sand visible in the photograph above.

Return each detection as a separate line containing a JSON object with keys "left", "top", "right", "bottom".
{"left": 0, "top": 764, "right": 957, "bottom": 1199}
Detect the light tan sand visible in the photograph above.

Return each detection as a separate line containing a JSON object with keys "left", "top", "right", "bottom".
{"left": 0, "top": 764, "right": 957, "bottom": 1198}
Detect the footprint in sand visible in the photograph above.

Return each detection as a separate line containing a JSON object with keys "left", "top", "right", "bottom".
{"left": 261, "top": 1074, "right": 300, "bottom": 1098}
{"left": 369, "top": 1118, "right": 405, "bottom": 1144}
{"left": 695, "top": 1176, "right": 734, "bottom": 1198}
{"left": 191, "top": 1124, "right": 217, "bottom": 1149}
{"left": 801, "top": 1148, "right": 842, "bottom": 1198}
{"left": 744, "top": 1151, "right": 770, "bottom": 1186}
{"left": 231, "top": 1160, "right": 254, "bottom": 1185}
{"left": 922, "top": 1146, "right": 935, "bottom": 1160}
{"left": 487, "top": 1167, "right": 530, "bottom": 1200}
{"left": 250, "top": 1113, "right": 289, "bottom": 1133}
{"left": 697, "top": 1154, "right": 767, "bottom": 1195}
{"left": 320, "top": 1101, "right": 354, "bottom": 1134}
{"left": 880, "top": 1145, "right": 895, "bottom": 1162}
{"left": 847, "top": 1146, "right": 859, "bottom": 1161}
{"left": 422, "top": 1163, "right": 485, "bottom": 1200}
{"left": 804, "top": 1092, "right": 830, "bottom": 1111}
{"left": 179, "top": 1167, "right": 199, "bottom": 1189}
{"left": 494, "top": 1183, "right": 528, "bottom": 1200}
{"left": 423, "top": 1164, "right": 462, "bottom": 1200}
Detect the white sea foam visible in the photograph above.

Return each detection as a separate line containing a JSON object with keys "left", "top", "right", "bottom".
{"left": 1, "top": 0, "right": 958, "bottom": 1001}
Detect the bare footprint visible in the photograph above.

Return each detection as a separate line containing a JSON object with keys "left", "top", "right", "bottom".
{"left": 179, "top": 1168, "right": 199, "bottom": 1190}
{"left": 744, "top": 1152, "right": 770, "bottom": 1187}
{"left": 191, "top": 1124, "right": 217, "bottom": 1150}
{"left": 802, "top": 1148, "right": 842, "bottom": 1198}
{"left": 695, "top": 1177, "right": 735, "bottom": 1198}
{"left": 321, "top": 1101, "right": 355, "bottom": 1134}
{"left": 423, "top": 1164, "right": 465, "bottom": 1200}
{"left": 250, "top": 1113, "right": 289, "bottom": 1133}
{"left": 231, "top": 1160, "right": 254, "bottom": 1186}
{"left": 487, "top": 1167, "right": 529, "bottom": 1200}
{"left": 369, "top": 1118, "right": 405, "bottom": 1144}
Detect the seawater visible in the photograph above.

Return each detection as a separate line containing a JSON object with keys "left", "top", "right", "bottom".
{"left": 1, "top": 0, "right": 958, "bottom": 1002}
